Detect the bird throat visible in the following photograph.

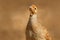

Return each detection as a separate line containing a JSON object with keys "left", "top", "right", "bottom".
{"left": 30, "top": 14, "right": 38, "bottom": 26}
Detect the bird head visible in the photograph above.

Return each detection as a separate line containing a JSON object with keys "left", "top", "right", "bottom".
{"left": 29, "top": 4, "right": 37, "bottom": 16}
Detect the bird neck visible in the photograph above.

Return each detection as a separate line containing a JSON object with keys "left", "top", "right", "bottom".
{"left": 30, "top": 14, "right": 38, "bottom": 25}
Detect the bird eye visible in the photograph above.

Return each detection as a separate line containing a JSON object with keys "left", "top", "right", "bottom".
{"left": 35, "top": 8, "right": 36, "bottom": 10}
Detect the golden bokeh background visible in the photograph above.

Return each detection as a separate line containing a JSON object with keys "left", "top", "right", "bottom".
{"left": 0, "top": 0, "right": 60, "bottom": 40}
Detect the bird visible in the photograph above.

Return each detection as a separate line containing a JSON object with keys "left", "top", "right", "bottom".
{"left": 26, "top": 4, "right": 52, "bottom": 40}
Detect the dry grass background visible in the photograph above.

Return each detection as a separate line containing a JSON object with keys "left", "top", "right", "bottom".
{"left": 0, "top": 0, "right": 60, "bottom": 40}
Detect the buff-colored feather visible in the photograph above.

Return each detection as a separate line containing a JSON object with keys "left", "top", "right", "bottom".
{"left": 28, "top": 4, "right": 52, "bottom": 40}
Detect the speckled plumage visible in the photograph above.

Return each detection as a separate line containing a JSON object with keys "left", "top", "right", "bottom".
{"left": 27, "top": 4, "right": 52, "bottom": 40}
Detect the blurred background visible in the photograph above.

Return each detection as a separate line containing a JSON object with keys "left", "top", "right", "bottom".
{"left": 0, "top": 0, "right": 60, "bottom": 40}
